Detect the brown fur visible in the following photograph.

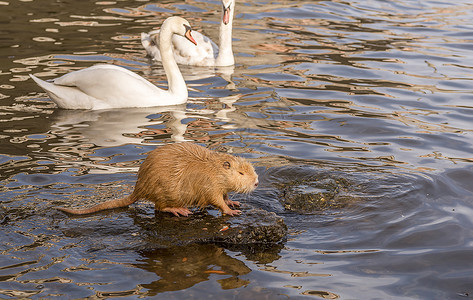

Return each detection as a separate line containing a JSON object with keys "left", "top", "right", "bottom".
{"left": 56, "top": 142, "right": 259, "bottom": 216}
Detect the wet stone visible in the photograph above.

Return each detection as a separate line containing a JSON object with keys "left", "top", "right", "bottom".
{"left": 132, "top": 204, "right": 287, "bottom": 249}
{"left": 277, "top": 174, "right": 354, "bottom": 213}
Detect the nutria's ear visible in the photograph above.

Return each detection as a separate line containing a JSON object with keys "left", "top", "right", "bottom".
{"left": 223, "top": 161, "right": 231, "bottom": 169}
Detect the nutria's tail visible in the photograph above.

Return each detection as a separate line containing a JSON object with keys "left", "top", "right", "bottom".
{"left": 56, "top": 195, "right": 137, "bottom": 215}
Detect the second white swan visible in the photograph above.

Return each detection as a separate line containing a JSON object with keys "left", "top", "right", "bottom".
{"left": 141, "top": 0, "right": 235, "bottom": 67}
{"left": 30, "top": 16, "right": 197, "bottom": 110}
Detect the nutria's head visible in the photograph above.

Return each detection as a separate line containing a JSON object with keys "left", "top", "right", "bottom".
{"left": 221, "top": 155, "right": 258, "bottom": 193}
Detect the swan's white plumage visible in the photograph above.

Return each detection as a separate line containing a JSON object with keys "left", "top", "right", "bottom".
{"left": 141, "top": 0, "right": 235, "bottom": 67}
{"left": 141, "top": 30, "right": 218, "bottom": 66}
{"left": 31, "top": 65, "right": 171, "bottom": 110}
{"left": 30, "top": 16, "right": 194, "bottom": 110}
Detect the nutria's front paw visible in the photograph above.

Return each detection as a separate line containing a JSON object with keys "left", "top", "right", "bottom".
{"left": 225, "top": 199, "right": 241, "bottom": 207}
{"left": 223, "top": 209, "right": 241, "bottom": 216}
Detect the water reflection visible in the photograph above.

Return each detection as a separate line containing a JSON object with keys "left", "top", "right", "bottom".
{"left": 136, "top": 244, "right": 251, "bottom": 295}
{"left": 50, "top": 105, "right": 189, "bottom": 146}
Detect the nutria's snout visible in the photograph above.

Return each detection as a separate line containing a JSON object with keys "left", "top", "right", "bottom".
{"left": 250, "top": 177, "right": 259, "bottom": 192}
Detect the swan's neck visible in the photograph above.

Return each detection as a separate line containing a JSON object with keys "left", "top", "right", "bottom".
{"left": 159, "top": 28, "right": 187, "bottom": 100}
{"left": 216, "top": 6, "right": 235, "bottom": 66}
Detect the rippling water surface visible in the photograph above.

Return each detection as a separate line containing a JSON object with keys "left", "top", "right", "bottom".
{"left": 2, "top": 0, "right": 473, "bottom": 298}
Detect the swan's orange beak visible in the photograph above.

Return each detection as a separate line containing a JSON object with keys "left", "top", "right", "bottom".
{"left": 184, "top": 25, "right": 197, "bottom": 46}
{"left": 186, "top": 31, "right": 197, "bottom": 46}
{"left": 223, "top": 5, "right": 231, "bottom": 25}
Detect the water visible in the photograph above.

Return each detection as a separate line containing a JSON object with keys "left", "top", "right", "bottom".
{"left": 1, "top": 0, "right": 473, "bottom": 298}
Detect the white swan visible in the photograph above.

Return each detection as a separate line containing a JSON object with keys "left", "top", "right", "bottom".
{"left": 29, "top": 16, "right": 197, "bottom": 110}
{"left": 141, "top": 0, "right": 235, "bottom": 67}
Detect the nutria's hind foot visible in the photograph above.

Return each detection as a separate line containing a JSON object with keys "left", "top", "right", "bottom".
{"left": 161, "top": 207, "right": 193, "bottom": 217}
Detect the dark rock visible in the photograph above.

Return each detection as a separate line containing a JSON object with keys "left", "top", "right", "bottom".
{"left": 273, "top": 166, "right": 356, "bottom": 213}
{"left": 133, "top": 204, "right": 287, "bottom": 249}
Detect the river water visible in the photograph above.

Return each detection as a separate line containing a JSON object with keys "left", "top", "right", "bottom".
{"left": 1, "top": 0, "right": 473, "bottom": 298}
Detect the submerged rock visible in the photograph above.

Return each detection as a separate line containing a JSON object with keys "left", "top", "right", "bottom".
{"left": 274, "top": 167, "right": 356, "bottom": 213}
{"left": 132, "top": 204, "right": 287, "bottom": 249}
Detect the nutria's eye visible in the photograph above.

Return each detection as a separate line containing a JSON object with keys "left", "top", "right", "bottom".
{"left": 223, "top": 161, "right": 231, "bottom": 169}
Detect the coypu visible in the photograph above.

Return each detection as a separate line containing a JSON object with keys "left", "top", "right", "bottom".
{"left": 57, "top": 142, "right": 259, "bottom": 216}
